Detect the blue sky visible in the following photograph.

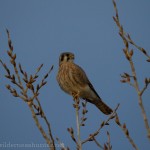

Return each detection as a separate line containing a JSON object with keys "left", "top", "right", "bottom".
{"left": 0, "top": 0, "right": 150, "bottom": 149}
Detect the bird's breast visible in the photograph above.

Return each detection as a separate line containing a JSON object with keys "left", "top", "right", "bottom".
{"left": 57, "top": 63, "right": 80, "bottom": 95}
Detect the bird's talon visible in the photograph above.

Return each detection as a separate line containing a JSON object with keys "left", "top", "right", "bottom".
{"left": 72, "top": 92, "right": 79, "bottom": 101}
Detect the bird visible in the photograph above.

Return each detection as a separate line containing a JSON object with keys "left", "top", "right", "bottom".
{"left": 56, "top": 52, "right": 112, "bottom": 115}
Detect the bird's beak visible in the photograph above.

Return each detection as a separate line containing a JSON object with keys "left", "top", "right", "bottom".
{"left": 70, "top": 55, "right": 74, "bottom": 60}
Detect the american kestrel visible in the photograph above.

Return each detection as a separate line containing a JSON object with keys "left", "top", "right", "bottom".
{"left": 57, "top": 52, "right": 112, "bottom": 115}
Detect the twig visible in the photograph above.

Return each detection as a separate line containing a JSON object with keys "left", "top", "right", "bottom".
{"left": 112, "top": 1, "right": 150, "bottom": 61}
{"left": 115, "top": 114, "right": 139, "bottom": 150}
{"left": 127, "top": 34, "right": 150, "bottom": 61}
{"left": 6, "top": 29, "right": 23, "bottom": 87}
{"left": 35, "top": 97, "right": 55, "bottom": 148}
{"left": 130, "top": 60, "right": 150, "bottom": 139}
{"left": 73, "top": 98, "right": 82, "bottom": 150}
{"left": 112, "top": 0, "right": 150, "bottom": 140}
{"left": 67, "top": 127, "right": 78, "bottom": 145}
{"left": 106, "top": 131, "right": 112, "bottom": 150}
{"left": 140, "top": 78, "right": 150, "bottom": 96}
{"left": 56, "top": 137, "right": 69, "bottom": 150}
{"left": 93, "top": 137, "right": 104, "bottom": 149}
{"left": 80, "top": 101, "right": 88, "bottom": 127}
{"left": 1, "top": 29, "right": 56, "bottom": 150}
{"left": 29, "top": 64, "right": 55, "bottom": 145}
{"left": 82, "top": 104, "right": 119, "bottom": 145}
{"left": 28, "top": 103, "right": 55, "bottom": 149}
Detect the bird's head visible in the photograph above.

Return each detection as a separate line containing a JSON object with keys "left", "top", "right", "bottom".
{"left": 59, "top": 52, "right": 75, "bottom": 65}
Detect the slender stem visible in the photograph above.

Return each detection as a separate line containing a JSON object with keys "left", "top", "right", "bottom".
{"left": 28, "top": 103, "right": 56, "bottom": 150}
{"left": 35, "top": 97, "right": 55, "bottom": 146}
{"left": 107, "top": 132, "right": 112, "bottom": 150}
{"left": 82, "top": 104, "right": 119, "bottom": 145}
{"left": 121, "top": 124, "right": 139, "bottom": 150}
{"left": 75, "top": 99, "right": 82, "bottom": 150}
{"left": 93, "top": 137, "right": 103, "bottom": 149}
{"left": 129, "top": 60, "right": 150, "bottom": 139}
{"left": 112, "top": 0, "right": 150, "bottom": 140}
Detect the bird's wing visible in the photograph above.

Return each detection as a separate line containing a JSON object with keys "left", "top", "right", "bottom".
{"left": 70, "top": 63, "right": 89, "bottom": 86}
{"left": 71, "top": 63, "right": 101, "bottom": 99}
{"left": 88, "top": 82, "right": 101, "bottom": 99}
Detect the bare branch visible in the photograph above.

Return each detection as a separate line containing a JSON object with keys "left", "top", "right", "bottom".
{"left": 73, "top": 95, "right": 82, "bottom": 150}
{"left": 112, "top": 0, "right": 150, "bottom": 140}
{"left": 106, "top": 131, "right": 112, "bottom": 150}
{"left": 112, "top": 0, "right": 150, "bottom": 61}
{"left": 1, "top": 30, "right": 56, "bottom": 150}
{"left": 115, "top": 114, "right": 139, "bottom": 150}
{"left": 82, "top": 104, "right": 119, "bottom": 145}
{"left": 93, "top": 137, "right": 104, "bottom": 149}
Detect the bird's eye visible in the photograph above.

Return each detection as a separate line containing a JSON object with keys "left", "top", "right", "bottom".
{"left": 66, "top": 54, "right": 70, "bottom": 61}
{"left": 60, "top": 54, "right": 64, "bottom": 61}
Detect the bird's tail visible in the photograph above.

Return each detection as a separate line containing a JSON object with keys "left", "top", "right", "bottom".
{"left": 93, "top": 99, "right": 113, "bottom": 115}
